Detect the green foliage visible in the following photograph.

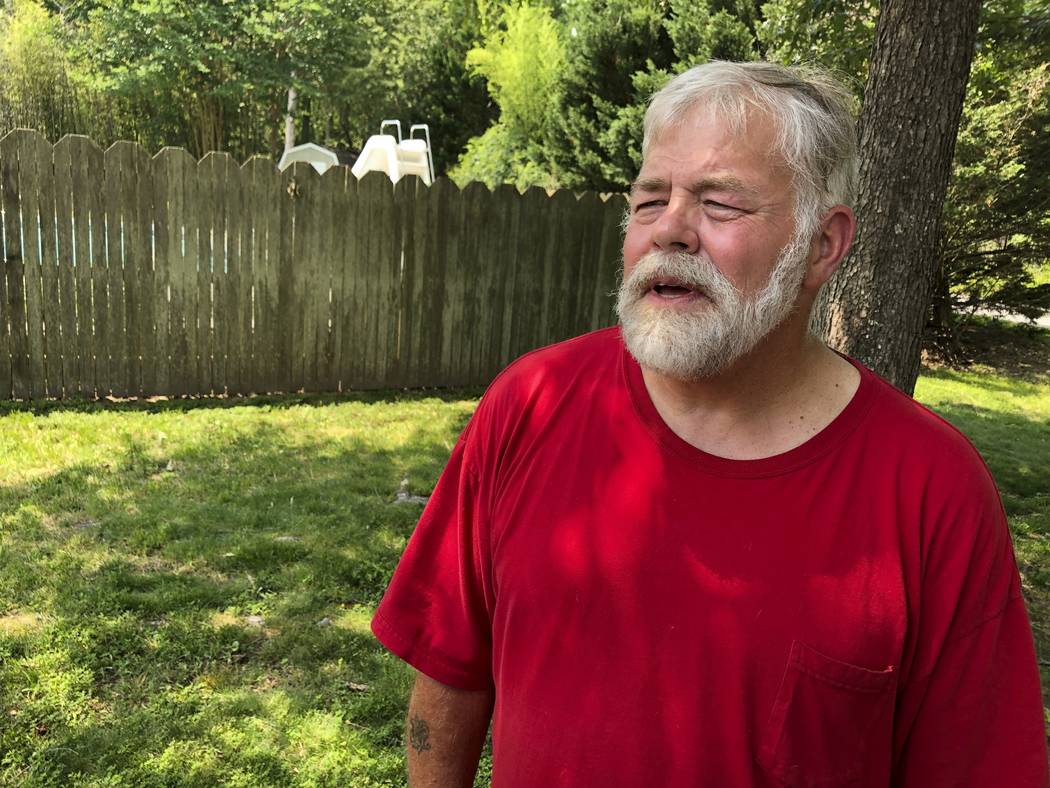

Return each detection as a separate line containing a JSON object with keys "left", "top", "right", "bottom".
{"left": 937, "top": 0, "right": 1050, "bottom": 322}
{"left": 75, "top": 0, "right": 384, "bottom": 157}
{"left": 371, "top": 0, "right": 495, "bottom": 174}
{"left": 543, "top": 0, "right": 673, "bottom": 191}
{"left": 451, "top": 121, "right": 559, "bottom": 190}
{"left": 540, "top": 0, "right": 760, "bottom": 192}
{"left": 450, "top": 3, "right": 566, "bottom": 188}
{"left": 0, "top": 0, "right": 493, "bottom": 168}
{"left": 466, "top": 3, "right": 564, "bottom": 138}
{"left": 0, "top": 0, "right": 80, "bottom": 139}
{"left": 756, "top": 0, "right": 1049, "bottom": 324}
{"left": 758, "top": 0, "right": 876, "bottom": 89}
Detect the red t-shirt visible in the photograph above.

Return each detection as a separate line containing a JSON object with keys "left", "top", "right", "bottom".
{"left": 372, "top": 327, "right": 1048, "bottom": 787}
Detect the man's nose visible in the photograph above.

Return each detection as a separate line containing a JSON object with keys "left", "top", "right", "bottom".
{"left": 651, "top": 202, "right": 699, "bottom": 255}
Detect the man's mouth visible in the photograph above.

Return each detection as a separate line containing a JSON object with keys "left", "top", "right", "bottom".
{"left": 653, "top": 283, "right": 693, "bottom": 297}
{"left": 646, "top": 278, "right": 703, "bottom": 300}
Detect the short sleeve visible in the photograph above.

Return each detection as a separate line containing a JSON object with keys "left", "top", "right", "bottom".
{"left": 371, "top": 420, "right": 495, "bottom": 690}
{"left": 891, "top": 460, "right": 1049, "bottom": 785}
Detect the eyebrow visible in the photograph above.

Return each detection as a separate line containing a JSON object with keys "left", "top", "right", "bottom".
{"left": 630, "top": 175, "right": 759, "bottom": 198}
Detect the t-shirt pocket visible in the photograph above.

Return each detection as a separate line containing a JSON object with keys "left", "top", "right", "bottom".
{"left": 756, "top": 640, "right": 897, "bottom": 787}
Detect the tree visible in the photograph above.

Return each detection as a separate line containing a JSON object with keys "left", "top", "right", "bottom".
{"left": 0, "top": 0, "right": 81, "bottom": 139}
{"left": 371, "top": 0, "right": 494, "bottom": 175}
{"left": 542, "top": 0, "right": 758, "bottom": 192}
{"left": 764, "top": 0, "right": 1050, "bottom": 347}
{"left": 758, "top": 0, "right": 877, "bottom": 89}
{"left": 450, "top": 2, "right": 566, "bottom": 189}
{"left": 817, "top": 0, "right": 984, "bottom": 394}
{"left": 74, "top": 0, "right": 386, "bottom": 159}
{"left": 932, "top": 0, "right": 1050, "bottom": 335}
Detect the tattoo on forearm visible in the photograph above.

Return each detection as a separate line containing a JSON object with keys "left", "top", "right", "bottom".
{"left": 409, "top": 714, "right": 432, "bottom": 754}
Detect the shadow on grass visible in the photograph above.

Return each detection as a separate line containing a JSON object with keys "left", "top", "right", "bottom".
{"left": 0, "top": 407, "right": 474, "bottom": 785}
{"left": 0, "top": 386, "right": 486, "bottom": 418}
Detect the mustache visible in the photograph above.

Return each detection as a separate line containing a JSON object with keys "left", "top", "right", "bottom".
{"left": 620, "top": 250, "right": 738, "bottom": 299}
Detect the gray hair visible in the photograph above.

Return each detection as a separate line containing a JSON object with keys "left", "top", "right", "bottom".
{"left": 643, "top": 61, "right": 858, "bottom": 237}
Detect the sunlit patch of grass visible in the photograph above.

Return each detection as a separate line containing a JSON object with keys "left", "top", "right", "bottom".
{"left": 334, "top": 605, "right": 378, "bottom": 636}
{"left": 0, "top": 612, "right": 44, "bottom": 635}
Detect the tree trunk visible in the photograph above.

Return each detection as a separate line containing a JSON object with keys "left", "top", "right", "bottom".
{"left": 816, "top": 0, "right": 982, "bottom": 395}
{"left": 284, "top": 85, "right": 298, "bottom": 152}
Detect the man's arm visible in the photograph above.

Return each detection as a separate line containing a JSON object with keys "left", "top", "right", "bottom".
{"left": 406, "top": 671, "right": 494, "bottom": 788}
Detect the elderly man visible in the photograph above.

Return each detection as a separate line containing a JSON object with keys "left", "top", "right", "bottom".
{"left": 371, "top": 62, "right": 1049, "bottom": 787}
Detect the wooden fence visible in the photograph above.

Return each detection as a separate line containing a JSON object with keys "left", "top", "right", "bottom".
{"left": 0, "top": 130, "right": 626, "bottom": 400}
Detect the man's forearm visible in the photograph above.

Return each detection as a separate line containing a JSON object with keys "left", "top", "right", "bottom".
{"left": 406, "top": 671, "right": 494, "bottom": 788}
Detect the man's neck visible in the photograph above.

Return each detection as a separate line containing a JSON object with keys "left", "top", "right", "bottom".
{"left": 639, "top": 327, "right": 860, "bottom": 461}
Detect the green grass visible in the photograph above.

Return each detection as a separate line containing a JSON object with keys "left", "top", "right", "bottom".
{"left": 0, "top": 360, "right": 1047, "bottom": 786}
{"left": 0, "top": 391, "right": 484, "bottom": 787}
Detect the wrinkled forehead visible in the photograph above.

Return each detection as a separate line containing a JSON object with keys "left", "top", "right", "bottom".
{"left": 639, "top": 102, "right": 789, "bottom": 179}
{"left": 643, "top": 91, "right": 768, "bottom": 151}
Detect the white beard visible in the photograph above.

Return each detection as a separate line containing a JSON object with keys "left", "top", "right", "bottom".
{"left": 615, "top": 233, "right": 811, "bottom": 380}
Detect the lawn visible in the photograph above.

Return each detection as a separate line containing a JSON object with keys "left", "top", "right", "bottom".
{"left": 1, "top": 325, "right": 1048, "bottom": 786}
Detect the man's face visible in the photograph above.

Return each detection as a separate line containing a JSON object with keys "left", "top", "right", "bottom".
{"left": 618, "top": 107, "right": 813, "bottom": 380}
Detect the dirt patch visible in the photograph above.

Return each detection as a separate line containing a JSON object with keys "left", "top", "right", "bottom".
{"left": 923, "top": 318, "right": 1050, "bottom": 381}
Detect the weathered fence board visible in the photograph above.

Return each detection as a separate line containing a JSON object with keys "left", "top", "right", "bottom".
{"left": 1, "top": 132, "right": 31, "bottom": 399}
{"left": 0, "top": 144, "right": 11, "bottom": 400}
{"left": 53, "top": 138, "right": 80, "bottom": 397}
{"left": 335, "top": 171, "right": 362, "bottom": 390}
{"left": 160, "top": 148, "right": 195, "bottom": 396}
{"left": 195, "top": 152, "right": 217, "bottom": 395}
{"left": 200, "top": 153, "right": 226, "bottom": 394}
{"left": 245, "top": 156, "right": 280, "bottom": 394}
{"left": 72, "top": 137, "right": 104, "bottom": 396}
{"left": 225, "top": 155, "right": 248, "bottom": 396}
{"left": 0, "top": 131, "right": 629, "bottom": 400}
{"left": 22, "top": 131, "right": 56, "bottom": 400}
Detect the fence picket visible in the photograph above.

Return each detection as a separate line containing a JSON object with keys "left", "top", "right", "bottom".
{"left": 335, "top": 170, "right": 360, "bottom": 390}
{"left": 16, "top": 131, "right": 53, "bottom": 399}
{"left": 156, "top": 148, "right": 197, "bottom": 396}
{"left": 102, "top": 145, "right": 128, "bottom": 396}
{"left": 22, "top": 133, "right": 61, "bottom": 401}
{"left": 115, "top": 142, "right": 154, "bottom": 397}
{"left": 315, "top": 166, "right": 344, "bottom": 392}
{"left": 244, "top": 157, "right": 280, "bottom": 394}
{"left": 0, "top": 132, "right": 24, "bottom": 400}
{"left": 596, "top": 194, "right": 627, "bottom": 328}
{"left": 512, "top": 187, "right": 549, "bottom": 361}
{"left": 75, "top": 138, "right": 106, "bottom": 397}
{"left": 406, "top": 176, "right": 442, "bottom": 386}
{"left": 300, "top": 163, "right": 328, "bottom": 392}
{"left": 196, "top": 153, "right": 218, "bottom": 394}
{"left": 355, "top": 172, "right": 387, "bottom": 387}
{"left": 225, "top": 155, "right": 247, "bottom": 396}
{"left": 150, "top": 148, "right": 172, "bottom": 395}
{"left": 53, "top": 137, "right": 82, "bottom": 397}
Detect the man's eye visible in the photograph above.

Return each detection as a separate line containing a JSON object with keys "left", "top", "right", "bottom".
{"left": 704, "top": 200, "right": 740, "bottom": 212}
{"left": 634, "top": 200, "right": 664, "bottom": 212}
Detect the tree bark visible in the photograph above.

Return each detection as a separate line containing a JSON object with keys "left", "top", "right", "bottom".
{"left": 284, "top": 85, "right": 298, "bottom": 152}
{"left": 816, "top": 0, "right": 982, "bottom": 395}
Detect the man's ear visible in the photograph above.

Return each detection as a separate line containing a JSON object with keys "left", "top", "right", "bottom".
{"left": 803, "top": 205, "right": 856, "bottom": 290}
